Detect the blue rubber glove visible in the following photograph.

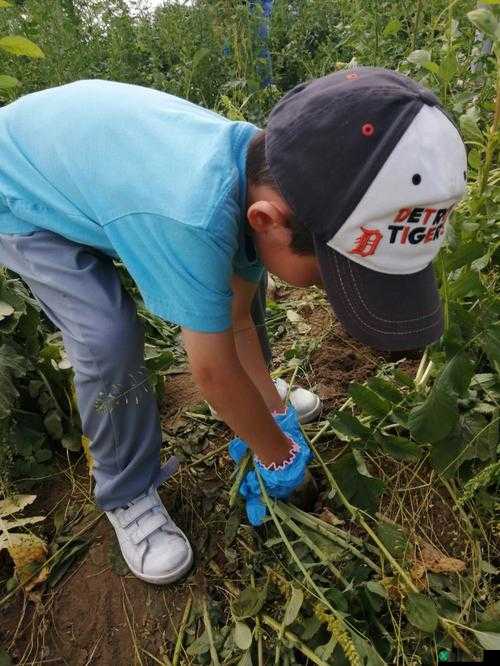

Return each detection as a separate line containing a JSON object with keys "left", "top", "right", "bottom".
{"left": 228, "top": 406, "right": 312, "bottom": 526}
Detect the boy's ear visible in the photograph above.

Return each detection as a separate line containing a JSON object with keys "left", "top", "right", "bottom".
{"left": 247, "top": 200, "right": 289, "bottom": 233}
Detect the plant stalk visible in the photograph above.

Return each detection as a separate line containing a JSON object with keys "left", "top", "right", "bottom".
{"left": 478, "top": 50, "right": 500, "bottom": 195}
{"left": 261, "top": 614, "right": 331, "bottom": 666}
{"left": 172, "top": 594, "right": 192, "bottom": 666}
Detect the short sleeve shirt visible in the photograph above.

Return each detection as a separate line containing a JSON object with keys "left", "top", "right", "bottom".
{"left": 0, "top": 80, "right": 264, "bottom": 332}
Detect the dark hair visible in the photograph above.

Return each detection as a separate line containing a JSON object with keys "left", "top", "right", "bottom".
{"left": 246, "top": 130, "right": 315, "bottom": 255}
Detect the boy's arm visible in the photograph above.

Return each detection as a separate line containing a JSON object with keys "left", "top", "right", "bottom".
{"left": 182, "top": 326, "right": 291, "bottom": 467}
{"left": 230, "top": 274, "right": 285, "bottom": 413}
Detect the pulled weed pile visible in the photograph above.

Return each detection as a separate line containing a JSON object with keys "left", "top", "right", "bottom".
{"left": 0, "top": 1, "right": 499, "bottom": 664}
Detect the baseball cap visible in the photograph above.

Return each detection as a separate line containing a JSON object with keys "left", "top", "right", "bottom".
{"left": 266, "top": 67, "right": 467, "bottom": 351}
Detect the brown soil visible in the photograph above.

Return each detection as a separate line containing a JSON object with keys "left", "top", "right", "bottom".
{"left": 311, "top": 315, "right": 421, "bottom": 410}
{"left": 0, "top": 372, "right": 206, "bottom": 666}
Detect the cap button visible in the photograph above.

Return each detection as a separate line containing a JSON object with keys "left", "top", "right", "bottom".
{"left": 418, "top": 89, "right": 436, "bottom": 106}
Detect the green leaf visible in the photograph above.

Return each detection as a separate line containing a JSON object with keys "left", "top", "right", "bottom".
{"left": 406, "top": 593, "right": 438, "bottom": 633}
{"left": 233, "top": 621, "right": 253, "bottom": 651}
{"left": 393, "top": 369, "right": 414, "bottom": 387}
{"left": 438, "top": 52, "right": 458, "bottom": 84}
{"left": 408, "top": 354, "right": 473, "bottom": 443}
{"left": 192, "top": 46, "right": 210, "bottom": 69}
{"left": 315, "top": 635, "right": 337, "bottom": 660}
{"left": 283, "top": 586, "right": 303, "bottom": 626}
{"left": 443, "top": 240, "right": 486, "bottom": 272}
{"left": 61, "top": 433, "right": 82, "bottom": 452}
{"left": 409, "top": 391, "right": 457, "bottom": 443}
{"left": 0, "top": 301, "right": 14, "bottom": 319}
{"left": 0, "top": 1, "right": 12, "bottom": 7}
{"left": 462, "top": 412, "right": 498, "bottom": 462}
{"left": 48, "top": 539, "right": 89, "bottom": 586}
{"left": 366, "top": 580, "right": 389, "bottom": 599}
{"left": 349, "top": 382, "right": 391, "bottom": 418}
{"left": 379, "top": 435, "right": 422, "bottom": 461}
{"left": 468, "top": 148, "right": 481, "bottom": 170}
{"left": 237, "top": 651, "right": 253, "bottom": 666}
{"left": 352, "top": 633, "right": 387, "bottom": 666}
{"left": 470, "top": 629, "right": 500, "bottom": 650}
{"left": 459, "top": 111, "right": 484, "bottom": 144}
{"left": 231, "top": 586, "right": 267, "bottom": 620}
{"left": 0, "top": 279, "right": 26, "bottom": 333}
{"left": 330, "top": 452, "right": 385, "bottom": 514}
{"left": 423, "top": 61, "right": 441, "bottom": 76}
{"left": 382, "top": 18, "right": 401, "bottom": 37}
{"left": 430, "top": 426, "right": 467, "bottom": 477}
{"left": 0, "top": 35, "right": 44, "bottom": 58}
{"left": 144, "top": 349, "right": 174, "bottom": 374}
{"left": 376, "top": 522, "right": 410, "bottom": 561}
{"left": 329, "top": 411, "right": 370, "bottom": 440}
{"left": 448, "top": 270, "right": 483, "bottom": 300}
{"left": 43, "top": 410, "right": 63, "bottom": 439}
{"left": 407, "top": 49, "right": 431, "bottom": 66}
{"left": 367, "top": 377, "right": 403, "bottom": 404}
{"left": 186, "top": 630, "right": 210, "bottom": 656}
{"left": 0, "top": 344, "right": 27, "bottom": 418}
{"left": 467, "top": 8, "right": 499, "bottom": 40}
{"left": 224, "top": 507, "right": 241, "bottom": 546}
{"left": 0, "top": 648, "right": 12, "bottom": 666}
{"left": 0, "top": 75, "right": 19, "bottom": 90}
{"left": 482, "top": 323, "right": 500, "bottom": 375}
{"left": 299, "top": 615, "right": 322, "bottom": 640}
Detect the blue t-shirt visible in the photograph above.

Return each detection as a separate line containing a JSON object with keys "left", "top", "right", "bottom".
{"left": 0, "top": 80, "right": 264, "bottom": 332}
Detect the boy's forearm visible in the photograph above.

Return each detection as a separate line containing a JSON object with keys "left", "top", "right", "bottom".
{"left": 233, "top": 315, "right": 284, "bottom": 413}
{"left": 191, "top": 357, "right": 290, "bottom": 466}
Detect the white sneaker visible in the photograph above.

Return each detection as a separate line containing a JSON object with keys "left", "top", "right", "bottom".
{"left": 106, "top": 486, "right": 193, "bottom": 585}
{"left": 274, "top": 377, "right": 322, "bottom": 424}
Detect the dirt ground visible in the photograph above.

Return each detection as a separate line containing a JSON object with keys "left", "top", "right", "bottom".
{"left": 0, "top": 288, "right": 426, "bottom": 665}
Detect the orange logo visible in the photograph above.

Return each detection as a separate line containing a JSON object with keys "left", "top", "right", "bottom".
{"left": 350, "top": 227, "right": 383, "bottom": 257}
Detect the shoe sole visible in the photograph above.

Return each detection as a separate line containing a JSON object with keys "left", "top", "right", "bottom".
{"left": 126, "top": 544, "right": 194, "bottom": 585}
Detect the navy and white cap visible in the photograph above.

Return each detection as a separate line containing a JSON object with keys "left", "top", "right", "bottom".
{"left": 266, "top": 67, "right": 467, "bottom": 350}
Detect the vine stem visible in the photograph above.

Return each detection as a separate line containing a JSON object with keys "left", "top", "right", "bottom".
{"left": 412, "top": 0, "right": 423, "bottom": 51}
{"left": 202, "top": 595, "right": 220, "bottom": 666}
{"left": 414, "top": 350, "right": 428, "bottom": 386}
{"left": 279, "top": 502, "right": 381, "bottom": 574}
{"left": 261, "top": 614, "right": 331, "bottom": 666}
{"left": 255, "top": 468, "right": 332, "bottom": 611}
{"left": 172, "top": 594, "right": 192, "bottom": 666}
{"left": 478, "top": 48, "right": 500, "bottom": 196}
{"left": 229, "top": 451, "right": 251, "bottom": 507}
{"left": 274, "top": 504, "right": 349, "bottom": 587}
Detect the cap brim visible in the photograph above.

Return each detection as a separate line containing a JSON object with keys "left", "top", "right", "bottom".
{"left": 314, "top": 239, "right": 443, "bottom": 351}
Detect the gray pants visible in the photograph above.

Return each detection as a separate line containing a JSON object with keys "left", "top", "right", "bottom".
{"left": 0, "top": 231, "right": 270, "bottom": 509}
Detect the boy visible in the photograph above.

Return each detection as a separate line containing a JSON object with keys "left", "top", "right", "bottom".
{"left": 0, "top": 68, "right": 466, "bottom": 584}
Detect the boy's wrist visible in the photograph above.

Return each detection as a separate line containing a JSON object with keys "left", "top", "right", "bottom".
{"left": 256, "top": 431, "right": 294, "bottom": 468}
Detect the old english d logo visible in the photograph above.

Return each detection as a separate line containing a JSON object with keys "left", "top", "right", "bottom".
{"left": 349, "top": 227, "right": 383, "bottom": 258}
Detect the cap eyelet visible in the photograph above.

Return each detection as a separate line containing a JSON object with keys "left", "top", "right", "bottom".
{"left": 346, "top": 72, "right": 359, "bottom": 80}
{"left": 412, "top": 173, "right": 422, "bottom": 185}
{"left": 361, "top": 122, "right": 374, "bottom": 137}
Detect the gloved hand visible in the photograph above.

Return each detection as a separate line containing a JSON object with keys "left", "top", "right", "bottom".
{"left": 228, "top": 406, "right": 312, "bottom": 526}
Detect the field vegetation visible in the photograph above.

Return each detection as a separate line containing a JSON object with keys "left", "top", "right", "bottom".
{"left": 0, "top": 0, "right": 499, "bottom": 664}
